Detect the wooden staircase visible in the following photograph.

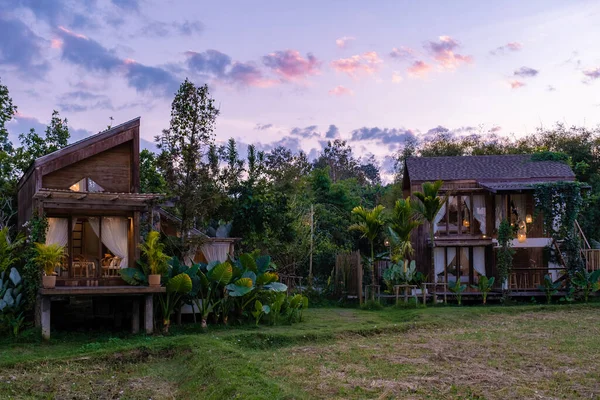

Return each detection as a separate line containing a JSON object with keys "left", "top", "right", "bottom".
{"left": 575, "top": 220, "right": 600, "bottom": 271}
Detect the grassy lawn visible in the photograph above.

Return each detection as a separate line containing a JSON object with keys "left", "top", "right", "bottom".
{"left": 1, "top": 303, "right": 599, "bottom": 399}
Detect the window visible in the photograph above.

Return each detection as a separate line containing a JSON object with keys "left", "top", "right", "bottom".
{"left": 69, "top": 177, "right": 105, "bottom": 192}
{"left": 433, "top": 246, "right": 487, "bottom": 285}
{"left": 435, "top": 194, "right": 486, "bottom": 236}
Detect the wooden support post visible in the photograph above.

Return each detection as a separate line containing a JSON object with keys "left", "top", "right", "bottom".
{"left": 404, "top": 286, "right": 409, "bottom": 304}
{"left": 131, "top": 298, "right": 140, "bottom": 334}
{"left": 422, "top": 285, "right": 427, "bottom": 305}
{"left": 144, "top": 294, "right": 153, "bottom": 334}
{"left": 41, "top": 296, "right": 51, "bottom": 340}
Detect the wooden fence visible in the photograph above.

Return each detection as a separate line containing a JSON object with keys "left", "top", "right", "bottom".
{"left": 334, "top": 251, "right": 363, "bottom": 303}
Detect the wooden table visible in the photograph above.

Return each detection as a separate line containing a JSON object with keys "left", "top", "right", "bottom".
{"left": 38, "top": 286, "right": 166, "bottom": 340}
{"left": 393, "top": 285, "right": 417, "bottom": 305}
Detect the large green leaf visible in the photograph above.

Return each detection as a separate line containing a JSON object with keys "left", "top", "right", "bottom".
{"left": 209, "top": 262, "right": 233, "bottom": 286}
{"left": 255, "top": 255, "right": 271, "bottom": 274}
{"left": 9, "top": 268, "right": 21, "bottom": 286}
{"left": 264, "top": 282, "right": 287, "bottom": 292}
{"left": 242, "top": 270, "right": 257, "bottom": 284}
{"left": 226, "top": 277, "right": 254, "bottom": 297}
{"left": 256, "top": 271, "right": 278, "bottom": 285}
{"left": 239, "top": 253, "right": 257, "bottom": 272}
{"left": 166, "top": 273, "right": 193, "bottom": 294}
{"left": 119, "top": 268, "right": 147, "bottom": 286}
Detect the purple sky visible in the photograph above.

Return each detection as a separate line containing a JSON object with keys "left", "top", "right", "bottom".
{"left": 1, "top": 0, "right": 600, "bottom": 180}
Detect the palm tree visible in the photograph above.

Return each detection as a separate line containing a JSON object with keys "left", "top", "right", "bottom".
{"left": 349, "top": 205, "right": 386, "bottom": 287}
{"left": 413, "top": 180, "right": 447, "bottom": 278}
{"left": 387, "top": 198, "right": 423, "bottom": 270}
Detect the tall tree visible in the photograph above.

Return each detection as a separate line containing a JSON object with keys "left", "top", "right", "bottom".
{"left": 387, "top": 198, "right": 422, "bottom": 268}
{"left": 0, "top": 78, "right": 17, "bottom": 228}
{"left": 139, "top": 149, "right": 167, "bottom": 194}
{"left": 156, "top": 79, "right": 219, "bottom": 250}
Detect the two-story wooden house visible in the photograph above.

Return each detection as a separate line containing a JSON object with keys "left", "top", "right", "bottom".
{"left": 403, "top": 154, "right": 593, "bottom": 291}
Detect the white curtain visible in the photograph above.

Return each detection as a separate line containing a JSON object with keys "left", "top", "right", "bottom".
{"left": 201, "top": 242, "right": 231, "bottom": 263}
{"left": 46, "top": 218, "right": 68, "bottom": 247}
{"left": 473, "top": 247, "right": 486, "bottom": 277}
{"left": 495, "top": 195, "right": 503, "bottom": 229}
{"left": 446, "top": 247, "right": 456, "bottom": 282}
{"left": 473, "top": 195, "right": 486, "bottom": 235}
{"left": 434, "top": 247, "right": 445, "bottom": 282}
{"left": 511, "top": 194, "right": 526, "bottom": 221}
{"left": 433, "top": 203, "right": 446, "bottom": 235}
{"left": 89, "top": 217, "right": 129, "bottom": 268}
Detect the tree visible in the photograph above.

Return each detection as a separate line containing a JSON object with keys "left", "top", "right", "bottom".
{"left": 139, "top": 149, "right": 166, "bottom": 194}
{"left": 413, "top": 180, "right": 447, "bottom": 279}
{"left": 349, "top": 205, "right": 386, "bottom": 288}
{"left": 387, "top": 198, "right": 422, "bottom": 268}
{"left": 156, "top": 79, "right": 219, "bottom": 250}
{"left": 314, "top": 139, "right": 361, "bottom": 183}
{"left": 0, "top": 78, "right": 17, "bottom": 228}
{"left": 219, "top": 138, "right": 244, "bottom": 191}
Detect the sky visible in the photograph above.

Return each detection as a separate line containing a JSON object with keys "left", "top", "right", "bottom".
{"left": 1, "top": 0, "right": 600, "bottom": 180}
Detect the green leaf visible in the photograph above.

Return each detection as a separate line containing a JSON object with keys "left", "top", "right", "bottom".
{"left": 9, "top": 268, "right": 21, "bottom": 286}
{"left": 209, "top": 262, "right": 233, "bottom": 286}
{"left": 262, "top": 305, "right": 271, "bottom": 314}
{"left": 239, "top": 253, "right": 257, "bottom": 272}
{"left": 242, "top": 270, "right": 257, "bottom": 284}
{"left": 119, "top": 268, "right": 146, "bottom": 286}
{"left": 166, "top": 273, "right": 193, "bottom": 294}
{"left": 264, "top": 282, "right": 287, "bottom": 292}
{"left": 225, "top": 277, "right": 254, "bottom": 297}
{"left": 255, "top": 255, "right": 271, "bottom": 274}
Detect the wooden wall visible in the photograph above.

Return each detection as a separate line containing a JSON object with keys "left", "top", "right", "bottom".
{"left": 42, "top": 143, "right": 132, "bottom": 193}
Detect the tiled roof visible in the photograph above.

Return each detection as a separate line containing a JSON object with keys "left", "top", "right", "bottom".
{"left": 405, "top": 154, "right": 576, "bottom": 182}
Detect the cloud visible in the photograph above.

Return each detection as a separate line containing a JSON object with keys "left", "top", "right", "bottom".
{"left": 140, "top": 20, "right": 203, "bottom": 37}
{"left": 389, "top": 46, "right": 415, "bottom": 60}
{"left": 490, "top": 126, "right": 502, "bottom": 133}
{"left": 325, "top": 125, "right": 339, "bottom": 139}
{"left": 583, "top": 67, "right": 600, "bottom": 82}
{"left": 262, "top": 50, "right": 320, "bottom": 80}
{"left": 424, "top": 36, "right": 473, "bottom": 69}
{"left": 490, "top": 42, "right": 522, "bottom": 55}
{"left": 0, "top": 16, "right": 50, "bottom": 78}
{"left": 335, "top": 36, "right": 355, "bottom": 49}
{"left": 407, "top": 60, "right": 432, "bottom": 77}
{"left": 290, "top": 125, "right": 320, "bottom": 138}
{"left": 227, "top": 61, "right": 277, "bottom": 88}
{"left": 392, "top": 71, "right": 403, "bottom": 84}
{"left": 111, "top": 0, "right": 140, "bottom": 11}
{"left": 254, "top": 123, "right": 273, "bottom": 131}
{"left": 514, "top": 66, "right": 539, "bottom": 77}
{"left": 547, "top": 85, "right": 556, "bottom": 92}
{"left": 328, "top": 85, "right": 354, "bottom": 96}
{"left": 56, "top": 27, "right": 179, "bottom": 96}
{"left": 509, "top": 80, "right": 526, "bottom": 89}
{"left": 350, "top": 127, "right": 416, "bottom": 145}
{"left": 330, "top": 51, "right": 383, "bottom": 78}
{"left": 256, "top": 136, "right": 303, "bottom": 154}
{"left": 186, "top": 49, "right": 232, "bottom": 77}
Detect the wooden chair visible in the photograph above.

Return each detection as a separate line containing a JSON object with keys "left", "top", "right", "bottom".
{"left": 519, "top": 273, "right": 529, "bottom": 290}
{"left": 532, "top": 272, "right": 541, "bottom": 288}
{"left": 509, "top": 273, "right": 518, "bottom": 290}
{"left": 102, "top": 257, "right": 121, "bottom": 277}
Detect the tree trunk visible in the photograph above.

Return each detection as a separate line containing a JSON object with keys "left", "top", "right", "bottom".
{"left": 201, "top": 318, "right": 208, "bottom": 329}
{"left": 370, "top": 240, "right": 376, "bottom": 301}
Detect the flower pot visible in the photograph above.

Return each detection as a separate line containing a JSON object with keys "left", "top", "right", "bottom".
{"left": 148, "top": 274, "right": 161, "bottom": 287}
{"left": 42, "top": 275, "right": 56, "bottom": 289}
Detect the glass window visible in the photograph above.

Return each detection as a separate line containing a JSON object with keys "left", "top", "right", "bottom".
{"left": 472, "top": 195, "right": 486, "bottom": 235}
{"left": 447, "top": 196, "right": 459, "bottom": 235}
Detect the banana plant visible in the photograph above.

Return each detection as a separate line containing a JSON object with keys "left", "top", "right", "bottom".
{"left": 571, "top": 269, "right": 600, "bottom": 303}
{"left": 288, "top": 293, "right": 309, "bottom": 322}
{"left": 471, "top": 276, "right": 495, "bottom": 305}
{"left": 448, "top": 280, "right": 467, "bottom": 305}
{"left": 538, "top": 274, "right": 561, "bottom": 304}
{"left": 252, "top": 300, "right": 270, "bottom": 326}
{"left": 158, "top": 257, "right": 197, "bottom": 333}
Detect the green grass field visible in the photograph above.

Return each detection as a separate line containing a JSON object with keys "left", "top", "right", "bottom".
{"left": 1, "top": 304, "right": 599, "bottom": 399}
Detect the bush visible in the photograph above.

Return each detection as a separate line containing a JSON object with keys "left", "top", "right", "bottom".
{"left": 360, "top": 299, "right": 383, "bottom": 311}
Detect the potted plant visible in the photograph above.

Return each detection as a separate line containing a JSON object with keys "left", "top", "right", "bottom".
{"left": 34, "top": 243, "right": 66, "bottom": 289}
{"left": 139, "top": 230, "right": 169, "bottom": 287}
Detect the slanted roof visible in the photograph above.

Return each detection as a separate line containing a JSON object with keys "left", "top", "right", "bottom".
{"left": 17, "top": 117, "right": 140, "bottom": 189}
{"left": 405, "top": 154, "right": 576, "bottom": 183}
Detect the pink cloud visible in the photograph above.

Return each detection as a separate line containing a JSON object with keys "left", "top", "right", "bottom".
{"left": 506, "top": 42, "right": 522, "bottom": 51}
{"left": 509, "top": 80, "right": 526, "bottom": 89}
{"left": 228, "top": 61, "right": 278, "bottom": 88}
{"left": 328, "top": 85, "right": 354, "bottom": 96}
{"left": 335, "top": 36, "right": 355, "bottom": 49}
{"left": 491, "top": 42, "right": 522, "bottom": 55}
{"left": 50, "top": 39, "right": 63, "bottom": 49}
{"left": 392, "top": 71, "right": 403, "bottom": 83}
{"left": 389, "top": 46, "right": 415, "bottom": 60}
{"left": 262, "top": 50, "right": 320, "bottom": 81}
{"left": 407, "top": 60, "right": 432, "bottom": 77}
{"left": 425, "top": 36, "right": 473, "bottom": 69}
{"left": 330, "top": 51, "right": 383, "bottom": 78}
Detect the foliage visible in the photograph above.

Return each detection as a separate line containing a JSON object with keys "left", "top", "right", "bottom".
{"left": 0, "top": 267, "right": 25, "bottom": 337}
{"left": 21, "top": 214, "right": 47, "bottom": 312}
{"left": 139, "top": 149, "right": 167, "bottom": 194}
{"left": 538, "top": 275, "right": 561, "bottom": 304}
{"left": 448, "top": 280, "right": 467, "bottom": 305}
{"left": 571, "top": 269, "right": 600, "bottom": 303}
{"left": 156, "top": 79, "right": 219, "bottom": 252}
{"left": 471, "top": 276, "right": 495, "bottom": 305}
{"left": 349, "top": 205, "right": 386, "bottom": 287}
{"left": 382, "top": 260, "right": 424, "bottom": 291}
{"left": 252, "top": 300, "right": 270, "bottom": 326}
{"left": 0, "top": 227, "right": 23, "bottom": 273}
{"left": 496, "top": 219, "right": 515, "bottom": 287}
{"left": 138, "top": 230, "right": 169, "bottom": 275}
{"left": 387, "top": 198, "right": 422, "bottom": 262}
{"left": 158, "top": 257, "right": 197, "bottom": 333}
{"left": 119, "top": 262, "right": 149, "bottom": 286}
{"left": 360, "top": 299, "right": 384, "bottom": 311}
{"left": 33, "top": 243, "right": 65, "bottom": 276}
{"left": 531, "top": 151, "right": 570, "bottom": 164}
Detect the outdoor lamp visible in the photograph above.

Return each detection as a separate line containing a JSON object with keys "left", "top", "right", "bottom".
{"left": 526, "top": 214, "right": 533, "bottom": 224}
{"left": 462, "top": 219, "right": 470, "bottom": 228}
{"left": 517, "top": 231, "right": 527, "bottom": 243}
{"left": 384, "top": 239, "right": 390, "bottom": 247}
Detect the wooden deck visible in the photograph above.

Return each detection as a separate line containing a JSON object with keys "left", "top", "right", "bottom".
{"left": 39, "top": 285, "right": 165, "bottom": 340}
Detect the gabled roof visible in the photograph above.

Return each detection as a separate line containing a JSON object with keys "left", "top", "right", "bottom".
{"left": 405, "top": 154, "right": 576, "bottom": 182}
{"left": 18, "top": 117, "right": 140, "bottom": 189}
